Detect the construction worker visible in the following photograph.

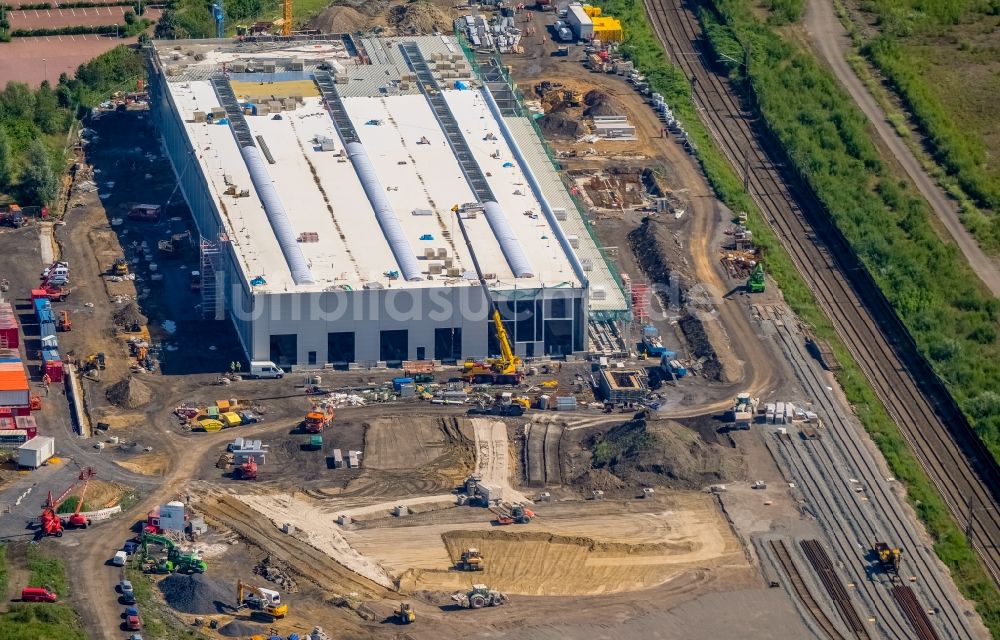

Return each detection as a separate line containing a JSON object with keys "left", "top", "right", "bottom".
{"left": 234, "top": 361, "right": 242, "bottom": 373}
{"left": 41, "top": 373, "right": 51, "bottom": 396}
{"left": 230, "top": 361, "right": 237, "bottom": 374}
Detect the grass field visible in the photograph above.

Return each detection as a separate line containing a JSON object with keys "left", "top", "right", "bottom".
{"left": 0, "top": 545, "right": 86, "bottom": 640}
{"left": 849, "top": 0, "right": 1000, "bottom": 246}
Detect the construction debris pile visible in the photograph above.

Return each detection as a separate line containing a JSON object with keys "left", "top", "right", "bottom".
{"left": 460, "top": 13, "right": 523, "bottom": 54}
{"left": 105, "top": 376, "right": 153, "bottom": 409}
{"left": 158, "top": 574, "right": 232, "bottom": 615}
{"left": 721, "top": 212, "right": 761, "bottom": 279}
{"left": 112, "top": 301, "right": 146, "bottom": 330}
{"left": 254, "top": 555, "right": 300, "bottom": 593}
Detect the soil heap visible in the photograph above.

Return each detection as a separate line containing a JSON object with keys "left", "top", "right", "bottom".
{"left": 388, "top": 1, "right": 452, "bottom": 34}
{"left": 219, "top": 620, "right": 266, "bottom": 637}
{"left": 158, "top": 574, "right": 233, "bottom": 615}
{"left": 589, "top": 412, "right": 743, "bottom": 490}
{"left": 105, "top": 376, "right": 152, "bottom": 409}
{"left": 583, "top": 89, "right": 623, "bottom": 118}
{"left": 538, "top": 111, "right": 586, "bottom": 139}
{"left": 112, "top": 302, "right": 146, "bottom": 329}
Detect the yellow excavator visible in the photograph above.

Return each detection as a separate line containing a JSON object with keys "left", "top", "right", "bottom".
{"left": 453, "top": 205, "right": 524, "bottom": 385}
{"left": 236, "top": 580, "right": 288, "bottom": 620}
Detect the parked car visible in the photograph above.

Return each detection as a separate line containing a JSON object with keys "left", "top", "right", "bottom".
{"left": 118, "top": 580, "right": 134, "bottom": 598}
{"left": 123, "top": 540, "right": 140, "bottom": 555}
{"left": 112, "top": 551, "right": 128, "bottom": 566}
{"left": 126, "top": 612, "right": 142, "bottom": 631}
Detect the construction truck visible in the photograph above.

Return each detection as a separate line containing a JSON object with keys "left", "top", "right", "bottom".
{"left": 456, "top": 548, "right": 485, "bottom": 572}
{"left": 111, "top": 257, "right": 130, "bottom": 277}
{"left": 873, "top": 542, "right": 902, "bottom": 577}
{"left": 451, "top": 584, "right": 508, "bottom": 609}
{"left": 393, "top": 601, "right": 415, "bottom": 624}
{"left": 233, "top": 456, "right": 258, "bottom": 480}
{"left": 303, "top": 408, "right": 333, "bottom": 433}
{"left": 747, "top": 263, "right": 765, "bottom": 293}
{"left": 452, "top": 204, "right": 524, "bottom": 385}
{"left": 236, "top": 580, "right": 288, "bottom": 619}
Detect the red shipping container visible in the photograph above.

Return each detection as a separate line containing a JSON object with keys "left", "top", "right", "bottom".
{"left": 42, "top": 360, "right": 64, "bottom": 383}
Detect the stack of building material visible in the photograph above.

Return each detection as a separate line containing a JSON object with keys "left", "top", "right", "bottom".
{"left": 332, "top": 448, "right": 344, "bottom": 468}
{"left": 347, "top": 450, "right": 360, "bottom": 468}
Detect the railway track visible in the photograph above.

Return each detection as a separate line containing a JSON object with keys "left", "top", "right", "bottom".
{"left": 769, "top": 540, "right": 852, "bottom": 640}
{"left": 891, "top": 585, "right": 941, "bottom": 640}
{"left": 645, "top": 0, "right": 1000, "bottom": 584}
{"left": 763, "top": 305, "right": 977, "bottom": 639}
{"left": 799, "top": 540, "right": 872, "bottom": 639}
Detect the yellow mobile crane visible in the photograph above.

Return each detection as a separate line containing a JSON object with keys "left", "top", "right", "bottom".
{"left": 281, "top": 0, "right": 292, "bottom": 36}
{"left": 452, "top": 204, "right": 525, "bottom": 385}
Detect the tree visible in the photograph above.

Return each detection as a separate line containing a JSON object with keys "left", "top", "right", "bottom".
{"left": 0, "top": 127, "right": 10, "bottom": 190}
{"left": 34, "top": 81, "right": 61, "bottom": 135}
{"left": 124, "top": 10, "right": 136, "bottom": 25}
{"left": 20, "top": 140, "right": 57, "bottom": 206}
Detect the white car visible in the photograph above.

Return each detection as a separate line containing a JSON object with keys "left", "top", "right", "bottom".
{"left": 112, "top": 550, "right": 128, "bottom": 566}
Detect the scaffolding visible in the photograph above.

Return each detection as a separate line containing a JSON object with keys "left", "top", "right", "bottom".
{"left": 200, "top": 237, "right": 224, "bottom": 320}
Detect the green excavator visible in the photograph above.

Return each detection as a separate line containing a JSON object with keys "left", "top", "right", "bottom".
{"left": 747, "top": 263, "right": 765, "bottom": 293}
{"left": 140, "top": 532, "right": 207, "bottom": 574}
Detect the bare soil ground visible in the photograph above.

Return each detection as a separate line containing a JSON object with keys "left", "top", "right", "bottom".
{"left": 8, "top": 7, "right": 162, "bottom": 29}
{"left": 0, "top": 36, "right": 135, "bottom": 88}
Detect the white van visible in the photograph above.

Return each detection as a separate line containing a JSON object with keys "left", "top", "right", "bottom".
{"left": 43, "top": 266, "right": 69, "bottom": 281}
{"left": 249, "top": 361, "right": 284, "bottom": 379}
{"left": 112, "top": 550, "right": 128, "bottom": 566}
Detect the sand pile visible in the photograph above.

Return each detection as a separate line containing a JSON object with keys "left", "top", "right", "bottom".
{"left": 105, "top": 376, "right": 152, "bottom": 409}
{"left": 590, "top": 413, "right": 744, "bottom": 489}
{"left": 388, "top": 1, "right": 451, "bottom": 34}
{"left": 307, "top": 5, "right": 368, "bottom": 33}
{"left": 112, "top": 302, "right": 146, "bottom": 329}
{"left": 158, "top": 574, "right": 232, "bottom": 614}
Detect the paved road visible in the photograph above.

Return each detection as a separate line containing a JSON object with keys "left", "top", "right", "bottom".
{"left": 803, "top": 0, "right": 1000, "bottom": 297}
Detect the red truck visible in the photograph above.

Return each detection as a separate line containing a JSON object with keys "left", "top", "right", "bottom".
{"left": 0, "top": 204, "right": 26, "bottom": 228}
{"left": 21, "top": 587, "right": 58, "bottom": 602}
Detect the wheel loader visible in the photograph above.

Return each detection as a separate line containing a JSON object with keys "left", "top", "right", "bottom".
{"left": 393, "top": 601, "right": 415, "bottom": 624}
{"left": 456, "top": 548, "right": 484, "bottom": 571}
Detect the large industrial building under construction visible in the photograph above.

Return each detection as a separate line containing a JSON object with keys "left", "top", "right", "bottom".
{"left": 148, "top": 35, "right": 626, "bottom": 368}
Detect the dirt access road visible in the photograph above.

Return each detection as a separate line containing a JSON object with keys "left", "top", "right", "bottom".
{"left": 803, "top": 0, "right": 1000, "bottom": 297}
{"left": 507, "top": 36, "right": 780, "bottom": 406}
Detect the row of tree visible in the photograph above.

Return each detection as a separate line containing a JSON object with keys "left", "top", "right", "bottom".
{"left": 0, "top": 45, "right": 146, "bottom": 207}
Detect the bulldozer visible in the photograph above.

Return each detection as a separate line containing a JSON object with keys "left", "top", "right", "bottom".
{"left": 236, "top": 580, "right": 288, "bottom": 620}
{"left": 451, "top": 584, "right": 508, "bottom": 609}
{"left": 393, "top": 601, "right": 415, "bottom": 624}
{"left": 456, "top": 548, "right": 485, "bottom": 572}
{"left": 110, "top": 257, "right": 130, "bottom": 277}
{"left": 79, "top": 352, "right": 106, "bottom": 374}
{"left": 873, "top": 542, "right": 902, "bottom": 577}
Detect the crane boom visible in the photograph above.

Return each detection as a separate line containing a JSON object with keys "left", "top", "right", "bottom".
{"left": 452, "top": 205, "right": 521, "bottom": 377}
{"left": 281, "top": 0, "right": 292, "bottom": 36}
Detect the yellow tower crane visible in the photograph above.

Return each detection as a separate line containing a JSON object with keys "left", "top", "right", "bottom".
{"left": 281, "top": 0, "right": 292, "bottom": 36}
